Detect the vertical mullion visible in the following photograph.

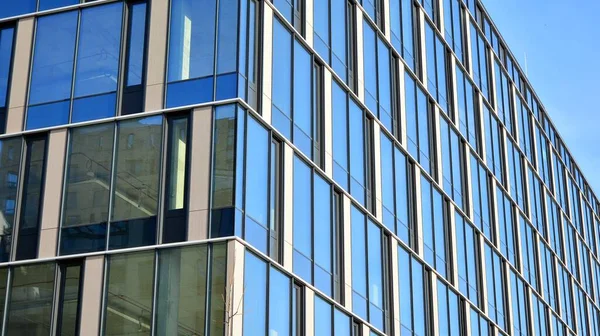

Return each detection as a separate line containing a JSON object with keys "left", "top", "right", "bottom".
{"left": 157, "top": 116, "right": 169, "bottom": 244}
{"left": 0, "top": 267, "right": 11, "bottom": 336}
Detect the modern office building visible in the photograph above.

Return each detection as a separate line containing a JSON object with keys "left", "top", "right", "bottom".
{"left": 0, "top": 0, "right": 595, "bottom": 335}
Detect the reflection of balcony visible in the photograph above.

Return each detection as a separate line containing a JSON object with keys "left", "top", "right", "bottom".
{"left": 68, "top": 153, "right": 158, "bottom": 217}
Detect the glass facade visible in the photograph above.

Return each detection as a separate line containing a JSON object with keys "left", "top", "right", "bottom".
{"left": 0, "top": 0, "right": 595, "bottom": 335}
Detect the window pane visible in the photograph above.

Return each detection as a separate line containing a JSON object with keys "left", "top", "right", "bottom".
{"left": 112, "top": 116, "right": 162, "bottom": 222}
{"left": 63, "top": 124, "right": 114, "bottom": 228}
{"left": 16, "top": 137, "right": 47, "bottom": 261}
{"left": 270, "top": 266, "right": 291, "bottom": 336}
{"left": 0, "top": 1, "right": 36, "bottom": 19}
{"left": 156, "top": 245, "right": 208, "bottom": 335}
{"left": 39, "top": 0, "right": 79, "bottom": 11}
{"left": 74, "top": 3, "right": 122, "bottom": 98}
{"left": 293, "top": 156, "right": 312, "bottom": 281}
{"left": 0, "top": 138, "right": 21, "bottom": 262}
{"left": 167, "top": 0, "right": 217, "bottom": 82}
{"left": 212, "top": 106, "right": 236, "bottom": 209}
{"left": 0, "top": 26, "right": 15, "bottom": 110}
{"left": 126, "top": 2, "right": 147, "bottom": 87}
{"left": 243, "top": 252, "right": 267, "bottom": 334}
{"left": 57, "top": 264, "right": 82, "bottom": 335}
{"left": 6, "top": 263, "right": 55, "bottom": 334}
{"left": 29, "top": 11, "right": 78, "bottom": 105}
{"left": 105, "top": 251, "right": 154, "bottom": 336}
{"left": 315, "top": 296, "right": 333, "bottom": 336}
{"left": 166, "top": 117, "right": 188, "bottom": 210}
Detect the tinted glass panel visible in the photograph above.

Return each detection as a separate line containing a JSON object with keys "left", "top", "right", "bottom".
{"left": 105, "top": 251, "right": 154, "bottom": 336}
{"left": 6, "top": 263, "right": 55, "bottom": 334}
{"left": 0, "top": 138, "right": 21, "bottom": 262}
{"left": 16, "top": 137, "right": 47, "bottom": 261}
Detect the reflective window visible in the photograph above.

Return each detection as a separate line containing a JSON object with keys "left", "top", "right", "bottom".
{"left": 315, "top": 0, "right": 354, "bottom": 88}
{"left": 272, "top": 21, "right": 323, "bottom": 163}
{"left": 510, "top": 270, "right": 530, "bottom": 336}
{"left": 0, "top": 25, "right": 15, "bottom": 133}
{"left": 455, "top": 65, "right": 477, "bottom": 150}
{"left": 121, "top": 1, "right": 149, "bottom": 115}
{"left": 55, "top": 262, "right": 83, "bottom": 336}
{"left": 243, "top": 252, "right": 268, "bottom": 334}
{"left": 398, "top": 245, "right": 427, "bottom": 336}
{"left": 0, "top": 1, "right": 36, "bottom": 19}
{"left": 520, "top": 214, "right": 539, "bottom": 291}
{"left": 27, "top": 4, "right": 125, "bottom": 129}
{"left": 61, "top": 124, "right": 114, "bottom": 254}
{"left": 439, "top": 116, "right": 464, "bottom": 209}
{"left": 557, "top": 263, "right": 574, "bottom": 329}
{"left": 389, "top": 0, "right": 417, "bottom": 71}
{"left": 531, "top": 294, "right": 549, "bottom": 336}
{"left": 506, "top": 139, "right": 526, "bottom": 210}
{"left": 482, "top": 103, "right": 503, "bottom": 181}
{"left": 405, "top": 73, "right": 434, "bottom": 176}
{"left": 362, "top": 21, "right": 393, "bottom": 130}
{"left": 351, "top": 205, "right": 386, "bottom": 330}
{"left": 5, "top": 263, "right": 55, "bottom": 334}
{"left": 484, "top": 242, "right": 506, "bottom": 330}
{"left": 360, "top": 0, "right": 383, "bottom": 27}
{"left": 470, "top": 154, "right": 492, "bottom": 240}
{"left": 442, "top": 0, "right": 464, "bottom": 63}
{"left": 470, "top": 307, "right": 491, "bottom": 336}
{"left": 496, "top": 187, "right": 516, "bottom": 266}
{"left": 270, "top": 266, "right": 292, "bottom": 336}
{"left": 515, "top": 97, "right": 533, "bottom": 162}
{"left": 539, "top": 242, "right": 557, "bottom": 311}
{"left": 419, "top": 0, "right": 435, "bottom": 20}
{"left": 110, "top": 116, "right": 162, "bottom": 249}
{"left": 0, "top": 138, "right": 22, "bottom": 262}
{"left": 162, "top": 115, "right": 190, "bottom": 243}
{"left": 436, "top": 280, "right": 461, "bottom": 336}
{"left": 425, "top": 22, "right": 449, "bottom": 113}
{"left": 469, "top": 21, "right": 490, "bottom": 102}
{"left": 273, "top": 0, "right": 303, "bottom": 33}
{"left": 493, "top": 58, "right": 513, "bottom": 134}
{"left": 245, "top": 116, "right": 269, "bottom": 253}
{"left": 332, "top": 81, "right": 369, "bottom": 207}
{"left": 293, "top": 156, "right": 313, "bottom": 282}
{"left": 167, "top": 0, "right": 244, "bottom": 106}
{"left": 16, "top": 135, "right": 47, "bottom": 261}
{"left": 455, "top": 210, "right": 480, "bottom": 306}
{"left": 546, "top": 194, "right": 562, "bottom": 258}
{"left": 421, "top": 176, "right": 448, "bottom": 278}
{"left": 315, "top": 295, "right": 333, "bottom": 336}
{"left": 380, "top": 132, "right": 411, "bottom": 243}
{"left": 104, "top": 251, "right": 154, "bottom": 336}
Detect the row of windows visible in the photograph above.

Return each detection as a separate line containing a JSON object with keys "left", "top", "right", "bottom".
{"left": 0, "top": 242, "right": 226, "bottom": 335}
{"left": 2, "top": 0, "right": 599, "bottom": 237}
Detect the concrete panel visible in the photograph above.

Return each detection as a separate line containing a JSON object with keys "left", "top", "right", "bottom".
{"left": 188, "top": 106, "right": 213, "bottom": 241}
{"left": 40, "top": 129, "right": 67, "bottom": 231}
{"left": 79, "top": 255, "right": 105, "bottom": 336}
{"left": 305, "top": 287, "right": 315, "bottom": 336}
{"left": 144, "top": 0, "right": 169, "bottom": 111}
{"left": 187, "top": 209, "right": 209, "bottom": 241}
{"left": 188, "top": 106, "right": 213, "bottom": 212}
{"left": 226, "top": 240, "right": 245, "bottom": 336}
{"left": 38, "top": 228, "right": 58, "bottom": 259}
{"left": 144, "top": 83, "right": 164, "bottom": 112}
{"left": 5, "top": 107, "right": 24, "bottom": 135}
{"left": 145, "top": 0, "right": 168, "bottom": 87}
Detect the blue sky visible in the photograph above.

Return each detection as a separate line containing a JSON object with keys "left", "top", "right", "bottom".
{"left": 481, "top": 0, "right": 600, "bottom": 194}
